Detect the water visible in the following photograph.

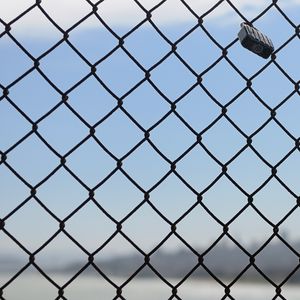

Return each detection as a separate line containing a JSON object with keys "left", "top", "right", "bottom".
{"left": 1, "top": 273, "right": 300, "bottom": 299}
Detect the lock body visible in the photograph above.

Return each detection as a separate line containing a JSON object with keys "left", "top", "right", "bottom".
{"left": 238, "top": 23, "right": 274, "bottom": 59}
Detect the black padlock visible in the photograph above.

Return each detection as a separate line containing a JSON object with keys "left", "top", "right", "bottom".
{"left": 238, "top": 23, "right": 274, "bottom": 59}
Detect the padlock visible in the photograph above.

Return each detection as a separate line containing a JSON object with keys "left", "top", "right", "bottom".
{"left": 238, "top": 23, "right": 274, "bottom": 59}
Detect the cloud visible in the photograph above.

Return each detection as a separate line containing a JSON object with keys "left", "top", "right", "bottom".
{"left": 0, "top": 0, "right": 298, "bottom": 37}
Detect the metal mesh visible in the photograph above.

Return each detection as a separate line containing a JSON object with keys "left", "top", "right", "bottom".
{"left": 1, "top": 0, "right": 300, "bottom": 299}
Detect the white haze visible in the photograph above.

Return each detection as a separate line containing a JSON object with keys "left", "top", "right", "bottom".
{"left": 0, "top": 0, "right": 299, "bottom": 36}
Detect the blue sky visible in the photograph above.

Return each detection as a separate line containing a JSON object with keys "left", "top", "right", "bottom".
{"left": 1, "top": 0, "right": 300, "bottom": 265}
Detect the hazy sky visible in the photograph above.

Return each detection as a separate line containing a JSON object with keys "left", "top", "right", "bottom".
{"left": 1, "top": 0, "right": 299, "bottom": 35}
{"left": 1, "top": 0, "right": 300, "bottom": 265}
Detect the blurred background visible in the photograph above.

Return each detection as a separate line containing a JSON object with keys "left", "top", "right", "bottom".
{"left": 1, "top": 0, "right": 300, "bottom": 299}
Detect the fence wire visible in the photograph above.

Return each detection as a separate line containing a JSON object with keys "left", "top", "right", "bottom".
{"left": 0, "top": 0, "right": 300, "bottom": 299}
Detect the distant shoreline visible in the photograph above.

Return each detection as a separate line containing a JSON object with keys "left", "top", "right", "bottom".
{"left": 1, "top": 238, "right": 300, "bottom": 284}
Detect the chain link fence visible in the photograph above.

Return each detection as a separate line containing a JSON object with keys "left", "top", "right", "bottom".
{"left": 1, "top": 0, "right": 300, "bottom": 299}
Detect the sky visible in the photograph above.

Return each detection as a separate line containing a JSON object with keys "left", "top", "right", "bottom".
{"left": 1, "top": 0, "right": 300, "bottom": 268}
